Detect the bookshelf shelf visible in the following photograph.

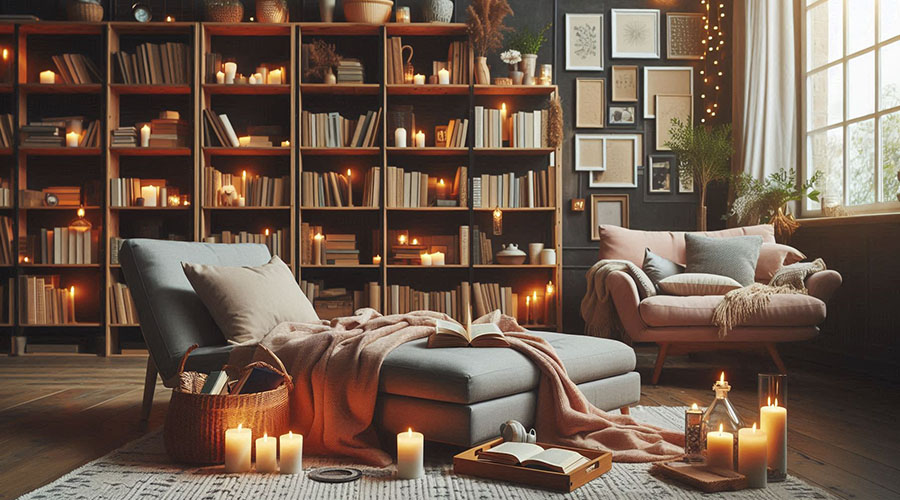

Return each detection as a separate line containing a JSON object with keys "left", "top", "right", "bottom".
{"left": 19, "top": 322, "right": 102, "bottom": 327}
{"left": 300, "top": 147, "right": 379, "bottom": 156}
{"left": 20, "top": 205, "right": 101, "bottom": 211}
{"left": 204, "top": 23, "right": 292, "bottom": 36}
{"left": 385, "top": 23, "right": 468, "bottom": 36}
{"left": 297, "top": 23, "right": 381, "bottom": 36}
{"left": 109, "top": 84, "right": 191, "bottom": 95}
{"left": 473, "top": 148, "right": 556, "bottom": 156}
{"left": 20, "top": 83, "right": 103, "bottom": 95}
{"left": 386, "top": 264, "right": 469, "bottom": 269}
{"left": 473, "top": 265, "right": 558, "bottom": 269}
{"left": 20, "top": 264, "right": 102, "bottom": 269}
{"left": 19, "top": 22, "right": 103, "bottom": 35}
{"left": 302, "top": 264, "right": 380, "bottom": 269}
{"left": 203, "top": 83, "right": 291, "bottom": 95}
{"left": 0, "top": 148, "right": 13, "bottom": 156}
{"left": 203, "top": 147, "right": 291, "bottom": 156}
{"left": 301, "top": 207, "right": 380, "bottom": 211}
{"left": 386, "top": 84, "right": 469, "bottom": 96}
{"left": 387, "top": 207, "right": 468, "bottom": 212}
{"left": 300, "top": 83, "right": 379, "bottom": 95}
{"left": 0, "top": 84, "right": 14, "bottom": 94}
{"left": 203, "top": 206, "right": 291, "bottom": 211}
{"left": 473, "top": 207, "right": 555, "bottom": 212}
{"left": 385, "top": 147, "right": 468, "bottom": 156}
{"left": 473, "top": 85, "right": 557, "bottom": 96}
{"left": 20, "top": 147, "right": 103, "bottom": 156}
{"left": 110, "top": 206, "right": 192, "bottom": 211}
{"left": 110, "top": 147, "right": 192, "bottom": 156}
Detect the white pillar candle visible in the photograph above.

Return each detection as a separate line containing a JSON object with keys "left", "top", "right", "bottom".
{"left": 140, "top": 124, "right": 151, "bottom": 147}
{"left": 431, "top": 251, "right": 445, "bottom": 266}
{"left": 706, "top": 424, "right": 734, "bottom": 470}
{"left": 420, "top": 253, "right": 432, "bottom": 266}
{"left": 738, "top": 424, "right": 768, "bottom": 488}
{"left": 500, "top": 103, "right": 508, "bottom": 143}
{"left": 216, "top": 70, "right": 225, "bottom": 84}
{"left": 760, "top": 399, "right": 787, "bottom": 477}
{"left": 268, "top": 69, "right": 282, "bottom": 85}
{"left": 68, "top": 286, "right": 76, "bottom": 323}
{"left": 396, "top": 428, "right": 424, "bottom": 479}
{"left": 254, "top": 72, "right": 263, "bottom": 84}
{"left": 40, "top": 70, "right": 55, "bottom": 84}
{"left": 248, "top": 74, "right": 258, "bottom": 85}
{"left": 224, "top": 62, "right": 237, "bottom": 84}
{"left": 66, "top": 131, "right": 79, "bottom": 148}
{"left": 279, "top": 432, "right": 303, "bottom": 474}
{"left": 372, "top": 255, "right": 382, "bottom": 265}
{"left": 413, "top": 74, "right": 425, "bottom": 85}
{"left": 313, "top": 233, "right": 323, "bottom": 265}
{"left": 255, "top": 433, "right": 278, "bottom": 473}
{"left": 438, "top": 68, "right": 450, "bottom": 84}
{"left": 238, "top": 196, "right": 245, "bottom": 207}
{"left": 394, "top": 128, "right": 407, "bottom": 148}
{"left": 224, "top": 424, "right": 252, "bottom": 473}
{"left": 415, "top": 130, "right": 425, "bottom": 148}
{"left": 239, "top": 136, "right": 251, "bottom": 147}
{"left": 141, "top": 185, "right": 158, "bottom": 207}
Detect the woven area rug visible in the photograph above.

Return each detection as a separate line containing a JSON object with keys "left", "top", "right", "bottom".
{"left": 19, "top": 406, "right": 833, "bottom": 499}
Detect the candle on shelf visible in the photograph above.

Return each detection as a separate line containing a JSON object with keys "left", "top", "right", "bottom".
{"left": 239, "top": 136, "right": 251, "bottom": 147}
{"left": 68, "top": 286, "right": 76, "bottom": 323}
{"left": 532, "top": 291, "right": 540, "bottom": 324}
{"left": 525, "top": 294, "right": 531, "bottom": 324}
{"left": 241, "top": 170, "right": 247, "bottom": 196}
{"left": 438, "top": 68, "right": 450, "bottom": 84}
{"left": 236, "top": 74, "right": 248, "bottom": 84}
{"left": 255, "top": 433, "right": 278, "bottom": 473}
{"left": 141, "top": 185, "right": 158, "bottom": 207}
{"left": 313, "top": 233, "right": 323, "bottom": 265}
{"left": 256, "top": 66, "right": 268, "bottom": 83}
{"left": 279, "top": 432, "right": 303, "bottom": 475}
{"left": 411, "top": 238, "right": 418, "bottom": 245}
{"left": 420, "top": 252, "right": 432, "bottom": 266}
{"left": 254, "top": 72, "right": 263, "bottom": 84}
{"left": 760, "top": 398, "right": 787, "bottom": 480}
{"left": 394, "top": 127, "right": 407, "bottom": 148}
{"left": 398, "top": 234, "right": 407, "bottom": 245}
{"left": 66, "top": 131, "right": 79, "bottom": 148}
{"left": 248, "top": 74, "right": 258, "bottom": 85}
{"left": 237, "top": 196, "right": 245, "bottom": 207}
{"left": 165, "top": 15, "right": 175, "bottom": 22}
{"left": 140, "top": 124, "right": 151, "bottom": 147}
{"left": 39, "top": 70, "right": 56, "bottom": 84}
{"left": 500, "top": 103, "right": 509, "bottom": 144}
{"left": 224, "top": 424, "right": 252, "bottom": 473}
{"left": 436, "top": 178, "right": 447, "bottom": 200}
{"left": 415, "top": 130, "right": 425, "bottom": 148}
{"left": 396, "top": 6, "right": 411, "bottom": 22}
{"left": 544, "top": 281, "right": 554, "bottom": 325}
{"left": 224, "top": 62, "right": 237, "bottom": 84}
{"left": 215, "top": 70, "right": 225, "bottom": 84}
{"left": 413, "top": 74, "right": 425, "bottom": 85}
{"left": 268, "top": 69, "right": 282, "bottom": 85}
{"left": 346, "top": 169, "right": 353, "bottom": 206}
{"left": 738, "top": 423, "right": 768, "bottom": 488}
{"left": 431, "top": 251, "right": 445, "bottom": 266}
{"left": 280, "top": 140, "right": 290, "bottom": 147}
{"left": 706, "top": 423, "right": 734, "bottom": 470}
{"left": 396, "top": 428, "right": 424, "bottom": 479}
{"left": 372, "top": 255, "right": 382, "bottom": 265}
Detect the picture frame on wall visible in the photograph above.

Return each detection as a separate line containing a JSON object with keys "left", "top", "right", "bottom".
{"left": 667, "top": 12, "right": 706, "bottom": 60}
{"left": 576, "top": 133, "right": 641, "bottom": 187}
{"left": 590, "top": 194, "right": 629, "bottom": 240}
{"left": 654, "top": 94, "right": 693, "bottom": 150}
{"left": 610, "top": 65, "right": 639, "bottom": 102}
{"left": 574, "top": 134, "right": 606, "bottom": 171}
{"left": 566, "top": 14, "right": 604, "bottom": 71}
{"left": 608, "top": 105, "right": 637, "bottom": 126}
{"left": 648, "top": 156, "right": 673, "bottom": 193}
{"left": 611, "top": 9, "right": 661, "bottom": 59}
{"left": 643, "top": 66, "right": 693, "bottom": 118}
{"left": 575, "top": 78, "right": 606, "bottom": 128}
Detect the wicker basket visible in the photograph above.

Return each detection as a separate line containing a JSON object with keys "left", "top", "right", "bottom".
{"left": 343, "top": 0, "right": 393, "bottom": 24}
{"left": 203, "top": 0, "right": 245, "bottom": 23}
{"left": 66, "top": 1, "right": 104, "bottom": 22}
{"left": 163, "top": 345, "right": 292, "bottom": 464}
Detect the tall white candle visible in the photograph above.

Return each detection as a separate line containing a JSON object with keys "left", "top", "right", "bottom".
{"left": 760, "top": 399, "right": 787, "bottom": 477}
{"left": 706, "top": 424, "right": 734, "bottom": 470}
{"left": 279, "top": 432, "right": 303, "bottom": 474}
{"left": 738, "top": 424, "right": 768, "bottom": 488}
{"left": 224, "top": 62, "right": 237, "bottom": 84}
{"left": 40, "top": 70, "right": 55, "bottom": 84}
{"left": 431, "top": 251, "right": 445, "bottom": 266}
{"left": 268, "top": 69, "right": 283, "bottom": 85}
{"left": 500, "top": 103, "right": 508, "bottom": 143}
{"left": 140, "top": 124, "right": 151, "bottom": 147}
{"left": 415, "top": 130, "right": 425, "bottom": 148}
{"left": 216, "top": 70, "right": 225, "bottom": 84}
{"left": 420, "top": 252, "right": 432, "bottom": 266}
{"left": 313, "top": 233, "right": 323, "bottom": 265}
{"left": 255, "top": 433, "right": 277, "bottom": 473}
{"left": 413, "top": 74, "right": 425, "bottom": 85}
{"left": 438, "top": 68, "right": 450, "bottom": 84}
{"left": 141, "top": 185, "right": 158, "bottom": 207}
{"left": 66, "top": 131, "right": 79, "bottom": 148}
{"left": 394, "top": 128, "right": 407, "bottom": 148}
{"left": 396, "top": 428, "right": 424, "bottom": 479}
{"left": 224, "top": 424, "right": 252, "bottom": 473}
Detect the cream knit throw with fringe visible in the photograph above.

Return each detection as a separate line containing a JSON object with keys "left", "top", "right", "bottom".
{"left": 581, "top": 260, "right": 655, "bottom": 338}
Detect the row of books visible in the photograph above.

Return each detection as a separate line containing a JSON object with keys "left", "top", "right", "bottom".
{"left": 437, "top": 118, "right": 469, "bottom": 148}
{"left": 299, "top": 108, "right": 382, "bottom": 148}
{"left": 203, "top": 229, "right": 288, "bottom": 260}
{"left": 113, "top": 42, "right": 191, "bottom": 85}
{"left": 299, "top": 170, "right": 368, "bottom": 208}
{"left": 203, "top": 167, "right": 290, "bottom": 207}
{"left": 51, "top": 53, "right": 102, "bottom": 84}
{"left": 110, "top": 178, "right": 179, "bottom": 207}
{"left": 108, "top": 283, "right": 138, "bottom": 325}
{"left": 386, "top": 229, "right": 467, "bottom": 266}
{"left": 0, "top": 216, "right": 12, "bottom": 266}
{"left": 21, "top": 118, "right": 101, "bottom": 148}
{"left": 474, "top": 107, "right": 549, "bottom": 149}
{"left": 202, "top": 109, "right": 241, "bottom": 147}
{"left": 34, "top": 227, "right": 99, "bottom": 264}
{"left": 471, "top": 167, "right": 557, "bottom": 208}
{"left": 385, "top": 166, "right": 467, "bottom": 208}
{"left": 472, "top": 282, "right": 516, "bottom": 318}
{"left": 385, "top": 38, "right": 469, "bottom": 85}
{"left": 18, "top": 275, "right": 76, "bottom": 325}
{"left": 471, "top": 225, "right": 493, "bottom": 265}
{"left": 299, "top": 280, "right": 381, "bottom": 316}
{"left": 0, "top": 114, "right": 14, "bottom": 148}
{"left": 386, "top": 282, "right": 470, "bottom": 323}
{"left": 299, "top": 225, "right": 362, "bottom": 265}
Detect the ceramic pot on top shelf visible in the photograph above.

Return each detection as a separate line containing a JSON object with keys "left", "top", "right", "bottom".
{"left": 257, "top": 0, "right": 289, "bottom": 22}
{"left": 424, "top": 0, "right": 453, "bottom": 22}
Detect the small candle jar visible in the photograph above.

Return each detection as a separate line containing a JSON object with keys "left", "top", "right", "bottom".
{"left": 396, "top": 6, "right": 411, "bottom": 23}
{"left": 413, "top": 74, "right": 425, "bottom": 85}
{"left": 140, "top": 124, "right": 151, "bottom": 148}
{"left": 224, "top": 62, "right": 237, "bottom": 84}
{"left": 540, "top": 64, "right": 552, "bottom": 85}
{"left": 420, "top": 253, "right": 432, "bottom": 266}
{"left": 684, "top": 403, "right": 704, "bottom": 462}
{"left": 66, "top": 131, "right": 79, "bottom": 148}
{"left": 216, "top": 70, "right": 225, "bottom": 84}
{"left": 415, "top": 130, "right": 425, "bottom": 148}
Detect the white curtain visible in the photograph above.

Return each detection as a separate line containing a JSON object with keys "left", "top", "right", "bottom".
{"left": 732, "top": 0, "right": 799, "bottom": 181}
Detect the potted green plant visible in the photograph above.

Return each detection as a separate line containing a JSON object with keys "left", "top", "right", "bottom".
{"left": 730, "top": 168, "right": 821, "bottom": 241}
{"left": 664, "top": 119, "right": 734, "bottom": 231}
{"left": 508, "top": 23, "right": 551, "bottom": 84}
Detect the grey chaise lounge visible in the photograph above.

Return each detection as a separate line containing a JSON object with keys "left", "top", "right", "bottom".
{"left": 121, "top": 238, "right": 640, "bottom": 446}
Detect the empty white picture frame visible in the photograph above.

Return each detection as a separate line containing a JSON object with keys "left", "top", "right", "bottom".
{"left": 566, "top": 14, "right": 604, "bottom": 71}
{"left": 611, "top": 9, "right": 660, "bottom": 59}
{"left": 643, "top": 66, "right": 693, "bottom": 118}
{"left": 575, "top": 133, "right": 640, "bottom": 187}
{"left": 575, "top": 78, "right": 606, "bottom": 128}
{"left": 655, "top": 94, "right": 693, "bottom": 150}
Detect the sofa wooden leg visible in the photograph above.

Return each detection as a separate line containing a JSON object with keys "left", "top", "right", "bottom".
{"left": 141, "top": 357, "right": 158, "bottom": 422}
{"left": 651, "top": 343, "right": 669, "bottom": 385}
{"left": 620, "top": 406, "right": 630, "bottom": 415}
{"left": 765, "top": 343, "right": 788, "bottom": 374}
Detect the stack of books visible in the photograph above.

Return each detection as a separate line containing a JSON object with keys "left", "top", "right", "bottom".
{"left": 109, "top": 178, "right": 179, "bottom": 207}
{"left": 361, "top": 167, "right": 381, "bottom": 207}
{"left": 474, "top": 107, "right": 549, "bottom": 148}
{"left": 386, "top": 38, "right": 468, "bottom": 84}
{"left": 203, "top": 229, "right": 288, "bottom": 260}
{"left": 242, "top": 136, "right": 273, "bottom": 147}
{"left": 35, "top": 227, "right": 98, "bottom": 264}
{"left": 472, "top": 282, "right": 516, "bottom": 318}
{"left": 324, "top": 234, "right": 359, "bottom": 265}
{"left": 203, "top": 167, "right": 289, "bottom": 207}
{"left": 149, "top": 111, "right": 190, "bottom": 147}
{"left": 299, "top": 279, "right": 381, "bottom": 314}
{"left": 336, "top": 58, "right": 364, "bottom": 83}
{"left": 50, "top": 53, "right": 102, "bottom": 84}
{"left": 0, "top": 114, "right": 14, "bottom": 148}
{"left": 299, "top": 170, "right": 354, "bottom": 207}
{"left": 18, "top": 275, "right": 76, "bottom": 325}
{"left": 471, "top": 167, "right": 556, "bottom": 208}
{"left": 387, "top": 282, "right": 470, "bottom": 323}
{"left": 470, "top": 225, "right": 493, "bottom": 265}
{"left": 113, "top": 42, "right": 190, "bottom": 85}
{"left": 111, "top": 126, "right": 137, "bottom": 147}
{"left": 0, "top": 216, "right": 13, "bottom": 265}
{"left": 108, "top": 283, "right": 138, "bottom": 325}
{"left": 20, "top": 117, "right": 100, "bottom": 148}
{"left": 300, "top": 108, "right": 382, "bottom": 148}
{"left": 385, "top": 166, "right": 467, "bottom": 208}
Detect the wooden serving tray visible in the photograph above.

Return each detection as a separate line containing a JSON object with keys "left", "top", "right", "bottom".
{"left": 650, "top": 460, "right": 748, "bottom": 492}
{"left": 453, "top": 438, "right": 612, "bottom": 493}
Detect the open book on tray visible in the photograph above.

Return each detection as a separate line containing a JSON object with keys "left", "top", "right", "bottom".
{"left": 428, "top": 317, "right": 509, "bottom": 348}
{"left": 476, "top": 442, "right": 590, "bottom": 474}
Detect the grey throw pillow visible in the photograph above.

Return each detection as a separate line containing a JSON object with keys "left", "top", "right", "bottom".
{"left": 685, "top": 234, "right": 763, "bottom": 286}
{"left": 182, "top": 255, "right": 319, "bottom": 344}
{"left": 642, "top": 248, "right": 684, "bottom": 291}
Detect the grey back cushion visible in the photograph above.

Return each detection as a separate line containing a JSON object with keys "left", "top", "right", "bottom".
{"left": 685, "top": 234, "right": 763, "bottom": 286}
{"left": 642, "top": 248, "right": 684, "bottom": 291}
{"left": 119, "top": 239, "right": 272, "bottom": 382}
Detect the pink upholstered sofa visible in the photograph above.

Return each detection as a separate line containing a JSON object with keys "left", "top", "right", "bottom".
{"left": 598, "top": 224, "right": 842, "bottom": 384}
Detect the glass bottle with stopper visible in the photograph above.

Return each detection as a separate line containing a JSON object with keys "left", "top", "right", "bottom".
{"left": 702, "top": 372, "right": 744, "bottom": 463}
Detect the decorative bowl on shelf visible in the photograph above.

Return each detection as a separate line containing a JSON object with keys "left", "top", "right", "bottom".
{"left": 343, "top": 0, "right": 393, "bottom": 24}
{"left": 203, "top": 0, "right": 244, "bottom": 23}
{"left": 67, "top": 0, "right": 104, "bottom": 22}
{"left": 256, "top": 0, "right": 289, "bottom": 23}
{"left": 496, "top": 244, "right": 527, "bottom": 265}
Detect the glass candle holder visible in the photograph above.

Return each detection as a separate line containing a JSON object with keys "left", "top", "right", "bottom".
{"left": 759, "top": 373, "right": 787, "bottom": 482}
{"left": 540, "top": 64, "right": 552, "bottom": 85}
{"left": 396, "top": 7, "right": 410, "bottom": 23}
{"left": 702, "top": 373, "right": 744, "bottom": 466}
{"left": 684, "top": 403, "right": 704, "bottom": 462}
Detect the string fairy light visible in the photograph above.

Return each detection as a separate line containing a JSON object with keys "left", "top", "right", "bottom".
{"left": 699, "top": 0, "right": 726, "bottom": 124}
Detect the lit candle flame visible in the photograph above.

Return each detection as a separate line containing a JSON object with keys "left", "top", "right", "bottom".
{"left": 407, "top": 428, "right": 412, "bottom": 436}
{"left": 719, "top": 372, "right": 725, "bottom": 383}
{"left": 70, "top": 286, "right": 74, "bottom": 296}
{"left": 767, "top": 396, "right": 771, "bottom": 407}
{"left": 546, "top": 281, "right": 554, "bottom": 295}
{"left": 264, "top": 228, "right": 270, "bottom": 236}
{"left": 238, "top": 423, "right": 242, "bottom": 430}
{"left": 752, "top": 422, "right": 757, "bottom": 431}
{"left": 77, "top": 208, "right": 85, "bottom": 217}
{"left": 314, "top": 233, "right": 323, "bottom": 240}
{"left": 263, "top": 432, "right": 268, "bottom": 440}
{"left": 412, "top": 238, "right": 418, "bottom": 245}
{"left": 501, "top": 103, "right": 506, "bottom": 113}
{"left": 718, "top": 423, "right": 723, "bottom": 433}
{"left": 23, "top": 256, "right": 29, "bottom": 263}
{"left": 2, "top": 49, "right": 8, "bottom": 61}
{"left": 165, "top": 15, "right": 174, "bottom": 22}
{"left": 438, "top": 178, "right": 445, "bottom": 186}
{"left": 532, "top": 291, "right": 537, "bottom": 301}
{"left": 526, "top": 295, "right": 531, "bottom": 305}
{"left": 347, "top": 169, "right": 352, "bottom": 177}
{"left": 242, "top": 170, "right": 247, "bottom": 179}
{"left": 398, "top": 234, "right": 407, "bottom": 244}
{"left": 289, "top": 431, "right": 293, "bottom": 438}
{"left": 774, "top": 398, "right": 778, "bottom": 407}
{"left": 691, "top": 403, "right": 698, "bottom": 410}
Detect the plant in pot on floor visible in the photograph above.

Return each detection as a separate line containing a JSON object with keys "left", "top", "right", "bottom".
{"left": 305, "top": 40, "right": 341, "bottom": 84}
{"left": 665, "top": 118, "right": 733, "bottom": 231}
{"left": 729, "top": 168, "right": 821, "bottom": 242}
{"left": 508, "top": 22, "right": 551, "bottom": 85}
{"left": 466, "top": 0, "right": 514, "bottom": 85}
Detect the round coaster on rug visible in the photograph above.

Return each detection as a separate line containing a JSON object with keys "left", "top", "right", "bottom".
{"left": 308, "top": 467, "right": 362, "bottom": 483}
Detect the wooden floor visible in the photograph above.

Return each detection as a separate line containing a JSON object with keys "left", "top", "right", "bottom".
{"left": 0, "top": 349, "right": 897, "bottom": 499}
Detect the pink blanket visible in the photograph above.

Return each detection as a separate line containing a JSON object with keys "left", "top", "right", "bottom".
{"left": 229, "top": 308, "right": 683, "bottom": 466}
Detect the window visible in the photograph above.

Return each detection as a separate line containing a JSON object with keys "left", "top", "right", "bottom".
{"left": 802, "top": 0, "right": 900, "bottom": 215}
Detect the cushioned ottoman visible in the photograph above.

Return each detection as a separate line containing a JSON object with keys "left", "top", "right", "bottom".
{"left": 375, "top": 331, "right": 641, "bottom": 446}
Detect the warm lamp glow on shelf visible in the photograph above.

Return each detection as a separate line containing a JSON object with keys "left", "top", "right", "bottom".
{"left": 492, "top": 207, "right": 503, "bottom": 235}
{"left": 69, "top": 286, "right": 76, "bottom": 323}
{"left": 264, "top": 228, "right": 270, "bottom": 236}
{"left": 699, "top": 0, "right": 726, "bottom": 124}
{"left": 165, "top": 15, "right": 174, "bottom": 22}
{"left": 500, "top": 103, "right": 508, "bottom": 142}
{"left": 398, "top": 234, "right": 407, "bottom": 245}
{"left": 411, "top": 238, "right": 418, "bottom": 245}
{"left": 281, "top": 140, "right": 290, "bottom": 147}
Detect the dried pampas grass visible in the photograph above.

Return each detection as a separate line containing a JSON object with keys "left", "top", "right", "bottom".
{"left": 305, "top": 39, "right": 341, "bottom": 81}
{"left": 466, "top": 0, "right": 514, "bottom": 58}
{"left": 548, "top": 95, "right": 563, "bottom": 149}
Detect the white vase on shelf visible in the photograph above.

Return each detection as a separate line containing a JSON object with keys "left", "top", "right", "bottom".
{"left": 319, "top": 0, "right": 335, "bottom": 22}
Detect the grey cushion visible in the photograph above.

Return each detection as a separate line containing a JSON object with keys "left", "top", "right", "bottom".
{"left": 119, "top": 239, "right": 271, "bottom": 382}
{"left": 685, "top": 234, "right": 763, "bottom": 286}
{"left": 379, "top": 331, "right": 636, "bottom": 405}
{"left": 642, "top": 248, "right": 684, "bottom": 291}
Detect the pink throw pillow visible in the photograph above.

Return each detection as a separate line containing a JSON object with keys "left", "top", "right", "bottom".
{"left": 756, "top": 243, "right": 806, "bottom": 282}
